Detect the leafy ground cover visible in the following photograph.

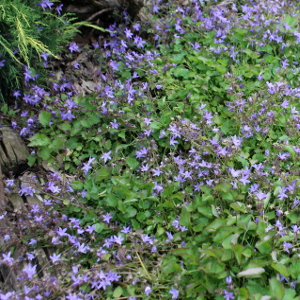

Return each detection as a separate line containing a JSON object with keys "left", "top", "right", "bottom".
{"left": 2, "top": 0, "right": 300, "bottom": 299}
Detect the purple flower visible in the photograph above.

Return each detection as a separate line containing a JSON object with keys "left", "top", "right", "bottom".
{"left": 166, "top": 231, "right": 173, "bottom": 242}
{"left": 47, "top": 181, "right": 61, "bottom": 193}
{"left": 113, "top": 235, "right": 124, "bottom": 245}
{"left": 5, "top": 179, "right": 14, "bottom": 187}
{"left": 151, "top": 245, "right": 157, "bottom": 252}
{"left": 23, "top": 66, "right": 34, "bottom": 82}
{"left": 152, "top": 167, "right": 163, "bottom": 176}
{"left": 13, "top": 90, "right": 21, "bottom": 98}
{"left": 0, "top": 292, "right": 14, "bottom": 299}
{"left": 86, "top": 224, "right": 95, "bottom": 234}
{"left": 133, "top": 35, "right": 146, "bottom": 48}
{"left": 0, "top": 59, "right": 5, "bottom": 67}
{"left": 56, "top": 4, "right": 63, "bottom": 15}
{"left": 121, "top": 226, "right": 131, "bottom": 234}
{"left": 50, "top": 253, "right": 61, "bottom": 263}
{"left": 226, "top": 276, "right": 232, "bottom": 284}
{"left": 132, "top": 23, "right": 140, "bottom": 31}
{"left": 61, "top": 110, "right": 75, "bottom": 121}
{"left": 69, "top": 42, "right": 80, "bottom": 53}
{"left": 22, "top": 264, "right": 37, "bottom": 279}
{"left": 152, "top": 4, "right": 159, "bottom": 13}
{"left": 101, "top": 151, "right": 112, "bottom": 163}
{"left": 37, "top": 0, "right": 54, "bottom": 10}
{"left": 145, "top": 286, "right": 152, "bottom": 296}
{"left": 110, "top": 60, "right": 120, "bottom": 71}
{"left": 169, "top": 286, "right": 179, "bottom": 299}
{"left": 103, "top": 212, "right": 113, "bottom": 223}
{"left": 40, "top": 52, "right": 50, "bottom": 61}
{"left": 283, "top": 241, "right": 293, "bottom": 253}
{"left": 223, "top": 290, "right": 235, "bottom": 300}
{"left": 1, "top": 251, "right": 14, "bottom": 264}
{"left": 19, "top": 185, "right": 35, "bottom": 196}
{"left": 255, "top": 191, "right": 268, "bottom": 201}
{"left": 110, "top": 119, "right": 120, "bottom": 129}
{"left": 73, "top": 61, "right": 80, "bottom": 69}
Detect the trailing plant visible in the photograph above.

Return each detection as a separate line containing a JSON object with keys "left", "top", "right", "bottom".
{"left": 0, "top": 0, "right": 105, "bottom": 103}
{"left": 2, "top": 0, "right": 300, "bottom": 299}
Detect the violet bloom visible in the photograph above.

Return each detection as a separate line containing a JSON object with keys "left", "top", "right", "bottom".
{"left": 124, "top": 28, "right": 133, "bottom": 39}
{"left": 110, "top": 60, "right": 119, "bottom": 71}
{"left": 86, "top": 224, "right": 95, "bottom": 234}
{"left": 13, "top": 90, "right": 21, "bottom": 98}
{"left": 166, "top": 231, "right": 173, "bottom": 242}
{"left": 223, "top": 290, "right": 235, "bottom": 300}
{"left": 283, "top": 241, "right": 293, "bottom": 253}
{"left": 73, "top": 61, "right": 79, "bottom": 69}
{"left": 1, "top": 251, "right": 14, "bottom": 264}
{"left": 22, "top": 264, "right": 37, "bottom": 279}
{"left": 37, "top": 0, "right": 54, "bottom": 10}
{"left": 61, "top": 110, "right": 75, "bottom": 121}
{"left": 121, "top": 226, "right": 131, "bottom": 233}
{"left": 56, "top": 4, "right": 63, "bottom": 15}
{"left": 19, "top": 185, "right": 35, "bottom": 196}
{"left": 40, "top": 52, "right": 50, "bottom": 61}
{"left": 0, "top": 59, "right": 5, "bottom": 67}
{"left": 169, "top": 286, "right": 179, "bottom": 299}
{"left": 132, "top": 23, "right": 140, "bottom": 31}
{"left": 23, "top": 66, "right": 34, "bottom": 82}
{"left": 145, "top": 286, "right": 152, "bottom": 296}
{"left": 103, "top": 212, "right": 113, "bottom": 223}
{"left": 50, "top": 253, "right": 61, "bottom": 263}
{"left": 110, "top": 119, "right": 119, "bottom": 129}
{"left": 255, "top": 191, "right": 268, "bottom": 201}
{"left": 101, "top": 151, "right": 112, "bottom": 163}
{"left": 69, "top": 42, "right": 80, "bottom": 53}
{"left": 5, "top": 179, "right": 14, "bottom": 187}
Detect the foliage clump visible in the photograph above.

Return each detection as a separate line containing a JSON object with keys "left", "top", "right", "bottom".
{"left": 0, "top": 0, "right": 87, "bottom": 103}
{"left": 2, "top": 0, "right": 300, "bottom": 299}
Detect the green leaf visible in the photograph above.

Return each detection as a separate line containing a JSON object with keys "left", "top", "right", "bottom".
{"left": 222, "top": 233, "right": 240, "bottom": 249}
{"left": 237, "top": 267, "right": 265, "bottom": 277}
{"left": 232, "top": 244, "right": 244, "bottom": 265}
{"left": 124, "top": 206, "right": 137, "bottom": 218}
{"left": 39, "top": 110, "right": 51, "bottom": 126}
{"left": 27, "top": 155, "right": 36, "bottom": 167}
{"left": 287, "top": 211, "right": 299, "bottom": 223}
{"left": 238, "top": 287, "right": 250, "bottom": 300}
{"left": 126, "top": 157, "right": 139, "bottom": 169}
{"left": 289, "top": 260, "right": 300, "bottom": 279}
{"left": 180, "top": 206, "right": 191, "bottom": 227}
{"left": 230, "top": 202, "right": 247, "bottom": 213}
{"left": 255, "top": 240, "right": 272, "bottom": 254}
{"left": 162, "top": 262, "right": 181, "bottom": 275}
{"left": 271, "top": 263, "right": 290, "bottom": 277}
{"left": 49, "top": 138, "right": 63, "bottom": 152}
{"left": 270, "top": 277, "right": 285, "bottom": 300}
{"left": 197, "top": 206, "right": 213, "bottom": 218}
{"left": 94, "top": 223, "right": 104, "bottom": 233}
{"left": 283, "top": 289, "right": 296, "bottom": 300}
{"left": 1, "top": 104, "right": 8, "bottom": 113}
{"left": 28, "top": 134, "right": 51, "bottom": 147}
{"left": 113, "top": 286, "right": 123, "bottom": 298}
{"left": 94, "top": 168, "right": 110, "bottom": 183}
{"left": 106, "top": 193, "right": 118, "bottom": 207}
{"left": 205, "top": 218, "right": 226, "bottom": 232}
{"left": 57, "top": 123, "right": 71, "bottom": 131}
{"left": 37, "top": 147, "right": 51, "bottom": 160}
{"left": 70, "top": 181, "right": 83, "bottom": 190}
{"left": 214, "top": 182, "right": 232, "bottom": 193}
{"left": 202, "top": 193, "right": 214, "bottom": 202}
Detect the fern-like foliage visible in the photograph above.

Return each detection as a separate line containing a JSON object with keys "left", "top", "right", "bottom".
{"left": 0, "top": 0, "right": 84, "bottom": 103}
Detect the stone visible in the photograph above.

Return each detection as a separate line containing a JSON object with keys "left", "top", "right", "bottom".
{"left": 0, "top": 126, "right": 29, "bottom": 176}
